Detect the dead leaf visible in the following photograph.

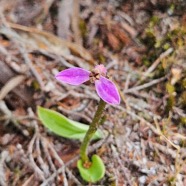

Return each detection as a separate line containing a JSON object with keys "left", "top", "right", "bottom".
{"left": 0, "top": 75, "right": 25, "bottom": 100}
{"left": 0, "top": 22, "right": 94, "bottom": 64}
{"left": 107, "top": 32, "right": 120, "bottom": 50}
{"left": 57, "top": 0, "right": 73, "bottom": 39}
{"left": 112, "top": 25, "right": 131, "bottom": 45}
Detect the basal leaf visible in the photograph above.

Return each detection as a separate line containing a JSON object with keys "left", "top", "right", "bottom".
{"left": 37, "top": 106, "right": 103, "bottom": 140}
{"left": 77, "top": 154, "right": 105, "bottom": 183}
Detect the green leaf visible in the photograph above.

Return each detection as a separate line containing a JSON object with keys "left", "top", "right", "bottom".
{"left": 77, "top": 154, "right": 105, "bottom": 183}
{"left": 37, "top": 106, "right": 103, "bottom": 140}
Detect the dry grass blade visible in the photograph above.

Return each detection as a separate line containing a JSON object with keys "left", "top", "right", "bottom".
{"left": 22, "top": 174, "right": 35, "bottom": 186}
{"left": 18, "top": 46, "right": 45, "bottom": 90}
{"left": 124, "top": 76, "right": 167, "bottom": 93}
{"left": 72, "top": 0, "right": 82, "bottom": 45}
{"left": 40, "top": 137, "right": 69, "bottom": 186}
{"left": 0, "top": 59, "right": 33, "bottom": 106}
{"left": 6, "top": 22, "right": 94, "bottom": 63}
{"left": 28, "top": 133, "right": 45, "bottom": 181}
{"left": 0, "top": 151, "right": 8, "bottom": 186}
{"left": 0, "top": 75, "right": 25, "bottom": 100}
{"left": 139, "top": 48, "right": 173, "bottom": 82}
{"left": 57, "top": 0, "right": 73, "bottom": 39}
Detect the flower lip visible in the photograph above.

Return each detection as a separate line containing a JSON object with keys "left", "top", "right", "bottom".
{"left": 94, "top": 64, "right": 107, "bottom": 76}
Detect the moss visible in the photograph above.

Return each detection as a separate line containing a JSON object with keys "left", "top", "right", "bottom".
{"left": 140, "top": 15, "right": 186, "bottom": 74}
{"left": 180, "top": 91, "right": 186, "bottom": 108}
{"left": 166, "top": 28, "right": 186, "bottom": 48}
{"left": 98, "top": 53, "right": 106, "bottom": 63}
{"left": 163, "top": 42, "right": 171, "bottom": 50}
{"left": 149, "top": 15, "right": 160, "bottom": 27}
{"left": 79, "top": 19, "right": 87, "bottom": 38}
{"left": 141, "top": 56, "right": 151, "bottom": 67}
{"left": 31, "top": 80, "right": 40, "bottom": 91}
{"left": 179, "top": 139, "right": 186, "bottom": 147}
{"left": 167, "top": 175, "right": 176, "bottom": 186}
{"left": 168, "top": 3, "right": 175, "bottom": 14}
{"left": 153, "top": 64, "right": 166, "bottom": 78}
{"left": 165, "top": 83, "right": 176, "bottom": 113}
{"left": 165, "top": 96, "right": 175, "bottom": 113}
{"left": 180, "top": 117, "right": 186, "bottom": 126}
{"left": 141, "top": 31, "right": 156, "bottom": 49}
{"left": 181, "top": 78, "right": 186, "bottom": 89}
{"left": 166, "top": 83, "right": 175, "bottom": 94}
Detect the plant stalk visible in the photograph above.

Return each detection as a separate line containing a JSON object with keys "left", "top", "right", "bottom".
{"left": 80, "top": 99, "right": 106, "bottom": 163}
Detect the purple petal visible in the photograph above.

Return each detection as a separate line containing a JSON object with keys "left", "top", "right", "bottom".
{"left": 55, "top": 67, "right": 90, "bottom": 85}
{"left": 95, "top": 76, "right": 120, "bottom": 104}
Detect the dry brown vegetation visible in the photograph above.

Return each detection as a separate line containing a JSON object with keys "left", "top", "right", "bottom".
{"left": 0, "top": 0, "right": 186, "bottom": 185}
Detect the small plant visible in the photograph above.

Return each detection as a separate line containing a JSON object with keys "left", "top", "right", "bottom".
{"left": 38, "top": 64, "right": 120, "bottom": 183}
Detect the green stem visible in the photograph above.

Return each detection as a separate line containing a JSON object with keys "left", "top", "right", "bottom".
{"left": 80, "top": 99, "right": 106, "bottom": 163}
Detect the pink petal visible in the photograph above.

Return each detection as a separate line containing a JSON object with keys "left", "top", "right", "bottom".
{"left": 55, "top": 67, "right": 90, "bottom": 85}
{"left": 94, "top": 64, "right": 107, "bottom": 76}
{"left": 95, "top": 76, "right": 120, "bottom": 105}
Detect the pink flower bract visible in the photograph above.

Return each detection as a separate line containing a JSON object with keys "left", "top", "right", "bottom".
{"left": 55, "top": 65, "right": 120, "bottom": 105}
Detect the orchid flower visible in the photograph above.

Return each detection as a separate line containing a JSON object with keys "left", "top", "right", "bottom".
{"left": 55, "top": 64, "right": 120, "bottom": 105}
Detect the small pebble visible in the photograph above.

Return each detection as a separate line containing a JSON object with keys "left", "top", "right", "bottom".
{"left": 1, "top": 134, "right": 14, "bottom": 145}
{"left": 139, "top": 175, "right": 146, "bottom": 184}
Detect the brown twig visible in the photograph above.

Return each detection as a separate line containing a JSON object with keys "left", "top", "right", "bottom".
{"left": 72, "top": 0, "right": 82, "bottom": 45}
{"left": 40, "top": 137, "right": 69, "bottom": 186}
{"left": 0, "top": 151, "right": 8, "bottom": 186}
{"left": 18, "top": 46, "right": 45, "bottom": 90}
{"left": 40, "top": 139, "right": 56, "bottom": 173}
{"left": 0, "top": 75, "right": 25, "bottom": 100}
{"left": 139, "top": 48, "right": 173, "bottom": 83}
{"left": 28, "top": 133, "right": 45, "bottom": 181}
{"left": 124, "top": 76, "right": 167, "bottom": 93}
{"left": 0, "top": 101, "right": 29, "bottom": 136}
{"left": 35, "top": 136, "right": 50, "bottom": 177}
